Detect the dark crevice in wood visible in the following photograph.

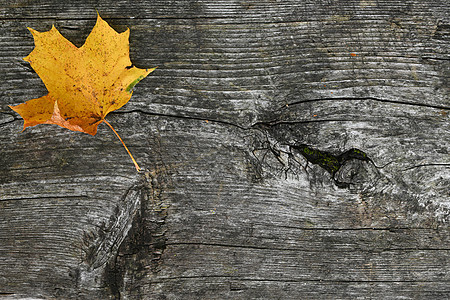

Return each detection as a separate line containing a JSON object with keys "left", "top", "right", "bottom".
{"left": 402, "top": 163, "right": 450, "bottom": 171}
{"left": 284, "top": 97, "right": 450, "bottom": 111}
{"left": 149, "top": 275, "right": 450, "bottom": 284}
{"left": 59, "top": 25, "right": 81, "bottom": 31}
{"left": 111, "top": 109, "right": 246, "bottom": 130}
{"left": 0, "top": 195, "right": 88, "bottom": 202}
{"left": 113, "top": 110, "right": 360, "bottom": 130}
{"left": 421, "top": 56, "right": 450, "bottom": 61}
{"left": 254, "top": 224, "right": 444, "bottom": 231}
{"left": 166, "top": 241, "right": 449, "bottom": 252}
{"left": 112, "top": 110, "right": 382, "bottom": 135}
{"left": 0, "top": 119, "right": 18, "bottom": 127}
{"left": 252, "top": 119, "right": 357, "bottom": 127}
{"left": 0, "top": 114, "right": 18, "bottom": 127}
{"left": 1, "top": 165, "right": 63, "bottom": 172}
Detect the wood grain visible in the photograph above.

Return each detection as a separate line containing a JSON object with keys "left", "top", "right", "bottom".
{"left": 0, "top": 1, "right": 449, "bottom": 299}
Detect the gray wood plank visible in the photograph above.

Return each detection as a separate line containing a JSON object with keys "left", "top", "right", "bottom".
{"left": 0, "top": 1, "right": 449, "bottom": 299}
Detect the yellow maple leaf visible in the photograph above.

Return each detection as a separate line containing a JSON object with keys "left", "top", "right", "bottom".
{"left": 9, "top": 13, "right": 156, "bottom": 171}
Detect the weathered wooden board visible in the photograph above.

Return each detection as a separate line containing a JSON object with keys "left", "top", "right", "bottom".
{"left": 0, "top": 0, "right": 449, "bottom": 299}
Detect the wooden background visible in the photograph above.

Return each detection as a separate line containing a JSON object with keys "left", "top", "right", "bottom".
{"left": 1, "top": 0, "right": 449, "bottom": 299}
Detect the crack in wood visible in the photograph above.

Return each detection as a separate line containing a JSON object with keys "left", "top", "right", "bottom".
{"left": 0, "top": 113, "right": 17, "bottom": 127}
{"left": 148, "top": 275, "right": 450, "bottom": 284}
{"left": 402, "top": 163, "right": 450, "bottom": 171}
{"left": 0, "top": 195, "right": 88, "bottom": 202}
{"left": 166, "top": 242, "right": 449, "bottom": 252}
{"left": 111, "top": 109, "right": 247, "bottom": 130}
{"left": 284, "top": 97, "right": 450, "bottom": 111}
{"left": 269, "top": 225, "right": 442, "bottom": 231}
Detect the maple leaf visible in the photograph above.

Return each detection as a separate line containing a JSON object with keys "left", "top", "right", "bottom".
{"left": 9, "top": 13, "right": 155, "bottom": 172}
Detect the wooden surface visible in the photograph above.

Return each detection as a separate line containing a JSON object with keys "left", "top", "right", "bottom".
{"left": 1, "top": 1, "right": 449, "bottom": 299}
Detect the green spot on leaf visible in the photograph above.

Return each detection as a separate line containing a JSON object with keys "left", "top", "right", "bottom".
{"left": 126, "top": 75, "right": 145, "bottom": 93}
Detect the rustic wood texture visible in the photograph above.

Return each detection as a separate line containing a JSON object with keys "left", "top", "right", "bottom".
{"left": 0, "top": 1, "right": 449, "bottom": 299}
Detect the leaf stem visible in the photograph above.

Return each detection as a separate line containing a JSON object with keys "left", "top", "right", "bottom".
{"left": 103, "top": 119, "right": 141, "bottom": 172}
